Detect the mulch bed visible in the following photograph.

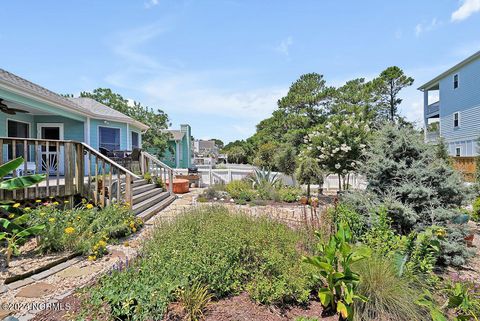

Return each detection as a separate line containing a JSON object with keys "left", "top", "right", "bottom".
{"left": 33, "top": 292, "right": 337, "bottom": 321}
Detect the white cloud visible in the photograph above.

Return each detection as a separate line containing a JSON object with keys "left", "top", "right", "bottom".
{"left": 274, "top": 36, "right": 293, "bottom": 57}
{"left": 452, "top": 0, "right": 480, "bottom": 22}
{"left": 144, "top": 0, "right": 159, "bottom": 9}
{"left": 415, "top": 18, "right": 440, "bottom": 37}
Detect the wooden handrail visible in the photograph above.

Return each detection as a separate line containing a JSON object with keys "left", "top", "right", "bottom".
{"left": 0, "top": 137, "right": 140, "bottom": 207}
{"left": 80, "top": 143, "right": 140, "bottom": 179}
{"left": 140, "top": 151, "right": 174, "bottom": 194}
{"left": 141, "top": 151, "right": 173, "bottom": 171}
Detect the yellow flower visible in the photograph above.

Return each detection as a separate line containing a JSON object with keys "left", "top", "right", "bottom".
{"left": 64, "top": 227, "right": 75, "bottom": 234}
{"left": 76, "top": 216, "right": 81, "bottom": 220}
{"left": 129, "top": 222, "right": 135, "bottom": 229}
{"left": 88, "top": 255, "right": 96, "bottom": 261}
{"left": 48, "top": 217, "right": 55, "bottom": 223}
{"left": 40, "top": 212, "right": 46, "bottom": 216}
{"left": 97, "top": 240, "right": 107, "bottom": 248}
{"left": 13, "top": 203, "right": 21, "bottom": 208}
{"left": 435, "top": 228, "right": 447, "bottom": 238}
{"left": 53, "top": 201, "right": 59, "bottom": 205}
{"left": 24, "top": 207, "right": 31, "bottom": 211}
{"left": 124, "top": 202, "right": 130, "bottom": 207}
{"left": 35, "top": 199, "right": 42, "bottom": 203}
{"left": 86, "top": 204, "right": 94, "bottom": 209}
{"left": 132, "top": 227, "right": 137, "bottom": 233}
{"left": 64, "top": 200, "right": 69, "bottom": 204}
{"left": 8, "top": 213, "right": 15, "bottom": 219}
{"left": 123, "top": 241, "right": 129, "bottom": 247}
{"left": 82, "top": 198, "right": 87, "bottom": 204}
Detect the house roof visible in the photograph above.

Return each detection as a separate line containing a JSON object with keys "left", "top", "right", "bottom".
{"left": 418, "top": 50, "right": 480, "bottom": 91}
{"left": 0, "top": 68, "right": 149, "bottom": 130}
{"left": 69, "top": 97, "right": 148, "bottom": 130}
{"left": 167, "top": 130, "right": 185, "bottom": 141}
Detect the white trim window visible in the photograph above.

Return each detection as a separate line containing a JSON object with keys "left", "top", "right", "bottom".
{"left": 453, "top": 112, "right": 460, "bottom": 128}
{"left": 453, "top": 74, "right": 459, "bottom": 89}
{"left": 99, "top": 126, "right": 121, "bottom": 152}
{"left": 455, "top": 147, "right": 461, "bottom": 157}
{"left": 131, "top": 131, "right": 139, "bottom": 149}
{"left": 7, "top": 119, "right": 30, "bottom": 159}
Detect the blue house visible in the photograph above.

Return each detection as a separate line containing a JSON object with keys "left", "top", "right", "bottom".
{"left": 160, "top": 124, "right": 193, "bottom": 168}
{"left": 0, "top": 68, "right": 176, "bottom": 217}
{"left": 0, "top": 69, "right": 149, "bottom": 163}
{"left": 419, "top": 50, "right": 480, "bottom": 156}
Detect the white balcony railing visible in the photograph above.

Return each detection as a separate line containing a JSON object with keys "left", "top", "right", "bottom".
{"left": 426, "top": 101, "right": 440, "bottom": 116}
{"left": 426, "top": 130, "right": 440, "bottom": 143}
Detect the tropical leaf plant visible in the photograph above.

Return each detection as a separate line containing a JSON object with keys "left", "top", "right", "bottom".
{"left": 303, "top": 223, "right": 371, "bottom": 320}
{"left": 0, "top": 157, "right": 46, "bottom": 190}
{"left": 0, "top": 214, "right": 45, "bottom": 266}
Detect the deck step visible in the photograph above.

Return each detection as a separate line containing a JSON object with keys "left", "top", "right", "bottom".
{"left": 133, "top": 188, "right": 164, "bottom": 205}
{"left": 137, "top": 195, "right": 176, "bottom": 221}
{"left": 133, "top": 191, "right": 170, "bottom": 215}
{"left": 132, "top": 179, "right": 148, "bottom": 187}
{"left": 132, "top": 183, "right": 156, "bottom": 196}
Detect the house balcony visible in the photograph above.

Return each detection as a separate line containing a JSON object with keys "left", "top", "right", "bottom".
{"left": 425, "top": 101, "right": 440, "bottom": 118}
{"left": 425, "top": 130, "right": 440, "bottom": 143}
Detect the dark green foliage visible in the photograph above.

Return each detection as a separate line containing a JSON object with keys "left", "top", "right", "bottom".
{"left": 296, "top": 157, "right": 322, "bottom": 198}
{"left": 83, "top": 206, "right": 316, "bottom": 320}
{"left": 275, "top": 145, "right": 297, "bottom": 179}
{"left": 371, "top": 66, "right": 414, "bottom": 122}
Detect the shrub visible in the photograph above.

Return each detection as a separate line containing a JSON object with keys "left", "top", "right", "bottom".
{"left": 278, "top": 186, "right": 302, "bottom": 203}
{"left": 331, "top": 204, "right": 367, "bottom": 242}
{"left": 352, "top": 255, "right": 426, "bottom": 321}
{"left": 29, "top": 202, "right": 141, "bottom": 259}
{"left": 472, "top": 196, "right": 480, "bottom": 222}
{"left": 225, "top": 180, "right": 255, "bottom": 201}
{"left": 444, "top": 279, "right": 480, "bottom": 320}
{"left": 344, "top": 124, "right": 472, "bottom": 266}
{"left": 83, "top": 206, "right": 316, "bottom": 320}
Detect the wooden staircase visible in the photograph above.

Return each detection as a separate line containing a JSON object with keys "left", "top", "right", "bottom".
{"left": 132, "top": 179, "right": 176, "bottom": 221}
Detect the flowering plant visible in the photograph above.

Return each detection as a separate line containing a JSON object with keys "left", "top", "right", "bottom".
{"left": 303, "top": 113, "right": 371, "bottom": 190}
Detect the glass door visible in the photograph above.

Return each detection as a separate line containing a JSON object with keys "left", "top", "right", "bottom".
{"left": 37, "top": 124, "right": 64, "bottom": 174}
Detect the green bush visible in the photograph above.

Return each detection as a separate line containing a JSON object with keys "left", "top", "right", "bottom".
{"left": 278, "top": 186, "right": 302, "bottom": 203}
{"left": 344, "top": 124, "right": 472, "bottom": 266}
{"left": 472, "top": 196, "right": 480, "bottom": 222}
{"left": 225, "top": 180, "right": 256, "bottom": 201}
{"left": 83, "top": 206, "right": 316, "bottom": 320}
{"left": 29, "top": 202, "right": 141, "bottom": 259}
{"left": 352, "top": 255, "right": 426, "bottom": 321}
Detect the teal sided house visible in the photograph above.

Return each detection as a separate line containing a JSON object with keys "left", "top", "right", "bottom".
{"left": 160, "top": 124, "right": 193, "bottom": 169}
{"left": 0, "top": 68, "right": 176, "bottom": 219}
{"left": 0, "top": 69, "right": 148, "bottom": 166}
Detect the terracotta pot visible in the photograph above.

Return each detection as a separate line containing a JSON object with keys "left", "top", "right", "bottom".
{"left": 299, "top": 196, "right": 308, "bottom": 205}
{"left": 465, "top": 234, "right": 475, "bottom": 247}
{"left": 310, "top": 199, "right": 319, "bottom": 208}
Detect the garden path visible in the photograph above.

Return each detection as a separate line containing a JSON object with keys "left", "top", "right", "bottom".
{"left": 0, "top": 188, "right": 203, "bottom": 321}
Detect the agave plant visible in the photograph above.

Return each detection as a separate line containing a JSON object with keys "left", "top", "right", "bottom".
{"left": 250, "top": 167, "right": 279, "bottom": 188}
{"left": 0, "top": 157, "right": 46, "bottom": 191}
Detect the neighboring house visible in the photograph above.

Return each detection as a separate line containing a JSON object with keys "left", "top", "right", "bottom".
{"left": 160, "top": 124, "right": 193, "bottom": 168}
{"left": 419, "top": 50, "right": 480, "bottom": 156}
{"left": 193, "top": 139, "right": 221, "bottom": 166}
{"left": 0, "top": 68, "right": 148, "bottom": 170}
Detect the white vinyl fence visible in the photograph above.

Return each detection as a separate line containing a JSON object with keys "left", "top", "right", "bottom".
{"left": 174, "top": 166, "right": 366, "bottom": 191}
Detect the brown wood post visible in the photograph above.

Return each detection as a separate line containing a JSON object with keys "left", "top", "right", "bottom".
{"left": 168, "top": 169, "right": 174, "bottom": 194}
{"left": 75, "top": 143, "right": 84, "bottom": 196}
{"left": 64, "top": 142, "right": 73, "bottom": 196}
{"left": 125, "top": 173, "right": 133, "bottom": 208}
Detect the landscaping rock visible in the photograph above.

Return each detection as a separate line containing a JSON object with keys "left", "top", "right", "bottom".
{"left": 7, "top": 277, "right": 35, "bottom": 291}
{"left": 15, "top": 282, "right": 55, "bottom": 298}
{"left": 56, "top": 266, "right": 101, "bottom": 278}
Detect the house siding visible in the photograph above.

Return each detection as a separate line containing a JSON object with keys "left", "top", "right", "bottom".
{"left": 435, "top": 57, "right": 480, "bottom": 156}
{"left": 34, "top": 115, "right": 84, "bottom": 141}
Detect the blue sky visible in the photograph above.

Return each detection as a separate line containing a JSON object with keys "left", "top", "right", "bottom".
{"left": 1, "top": 0, "right": 480, "bottom": 143}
